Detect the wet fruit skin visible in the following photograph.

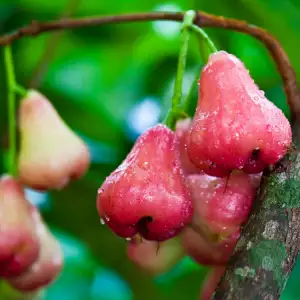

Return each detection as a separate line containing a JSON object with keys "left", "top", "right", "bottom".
{"left": 0, "top": 175, "right": 39, "bottom": 277}
{"left": 187, "top": 51, "right": 292, "bottom": 177}
{"left": 187, "top": 171, "right": 255, "bottom": 239}
{"left": 97, "top": 124, "right": 193, "bottom": 242}
{"left": 176, "top": 118, "right": 263, "bottom": 188}
{"left": 175, "top": 118, "right": 203, "bottom": 175}
{"left": 182, "top": 227, "right": 239, "bottom": 266}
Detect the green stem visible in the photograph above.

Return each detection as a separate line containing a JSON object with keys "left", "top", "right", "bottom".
{"left": 190, "top": 25, "right": 218, "bottom": 62}
{"left": 198, "top": 38, "right": 210, "bottom": 65}
{"left": 4, "top": 46, "right": 18, "bottom": 176}
{"left": 164, "top": 10, "right": 196, "bottom": 129}
{"left": 14, "top": 84, "right": 28, "bottom": 98}
{"left": 181, "top": 68, "right": 201, "bottom": 114}
{"left": 172, "top": 10, "right": 196, "bottom": 108}
{"left": 179, "top": 28, "right": 217, "bottom": 118}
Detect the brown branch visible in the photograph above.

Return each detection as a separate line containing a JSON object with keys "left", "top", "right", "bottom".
{"left": 213, "top": 122, "right": 300, "bottom": 299}
{"left": 0, "top": 11, "right": 299, "bottom": 120}
{"left": 1, "top": 10, "right": 300, "bottom": 299}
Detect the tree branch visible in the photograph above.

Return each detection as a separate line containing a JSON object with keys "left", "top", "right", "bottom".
{"left": 0, "top": 11, "right": 299, "bottom": 119}
{"left": 1, "top": 10, "right": 300, "bottom": 299}
{"left": 213, "top": 121, "right": 300, "bottom": 299}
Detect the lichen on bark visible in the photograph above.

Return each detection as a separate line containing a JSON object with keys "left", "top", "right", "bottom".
{"left": 213, "top": 123, "right": 300, "bottom": 299}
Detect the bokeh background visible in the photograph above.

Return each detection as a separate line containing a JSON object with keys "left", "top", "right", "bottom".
{"left": 0, "top": 0, "right": 299, "bottom": 299}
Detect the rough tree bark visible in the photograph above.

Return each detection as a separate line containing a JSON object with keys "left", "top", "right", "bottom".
{"left": 1, "top": 10, "right": 299, "bottom": 299}
{"left": 213, "top": 121, "right": 300, "bottom": 299}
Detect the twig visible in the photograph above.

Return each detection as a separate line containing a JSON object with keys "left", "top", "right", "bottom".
{"left": 0, "top": 11, "right": 299, "bottom": 120}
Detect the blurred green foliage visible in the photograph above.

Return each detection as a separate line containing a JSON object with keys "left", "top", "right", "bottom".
{"left": 0, "top": 0, "right": 299, "bottom": 299}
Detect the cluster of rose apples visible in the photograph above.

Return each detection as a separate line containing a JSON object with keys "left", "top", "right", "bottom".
{"left": 0, "top": 91, "right": 90, "bottom": 294}
{"left": 96, "top": 51, "right": 292, "bottom": 298}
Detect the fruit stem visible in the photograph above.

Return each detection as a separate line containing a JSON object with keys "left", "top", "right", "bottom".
{"left": 179, "top": 29, "right": 217, "bottom": 118}
{"left": 172, "top": 10, "right": 196, "bottom": 108}
{"left": 4, "top": 46, "right": 18, "bottom": 176}
{"left": 164, "top": 10, "right": 196, "bottom": 129}
{"left": 14, "top": 84, "right": 28, "bottom": 98}
{"left": 190, "top": 25, "right": 218, "bottom": 62}
{"left": 181, "top": 67, "right": 201, "bottom": 114}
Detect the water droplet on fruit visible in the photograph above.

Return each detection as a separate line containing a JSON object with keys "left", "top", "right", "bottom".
{"left": 266, "top": 124, "right": 271, "bottom": 132}
{"left": 100, "top": 218, "right": 105, "bottom": 225}
{"left": 141, "top": 161, "right": 149, "bottom": 169}
{"left": 243, "top": 205, "right": 249, "bottom": 211}
{"left": 253, "top": 95, "right": 260, "bottom": 104}
{"left": 143, "top": 178, "right": 150, "bottom": 184}
{"left": 125, "top": 237, "right": 132, "bottom": 242}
